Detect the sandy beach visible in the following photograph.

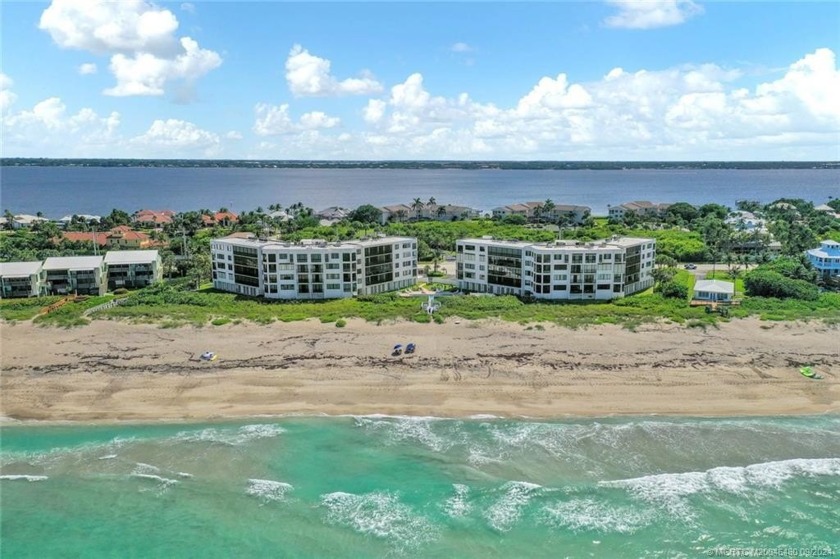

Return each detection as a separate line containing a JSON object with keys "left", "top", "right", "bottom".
{"left": 1, "top": 318, "right": 838, "bottom": 422}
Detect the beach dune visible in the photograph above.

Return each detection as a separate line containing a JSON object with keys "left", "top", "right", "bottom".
{"left": 1, "top": 318, "right": 838, "bottom": 421}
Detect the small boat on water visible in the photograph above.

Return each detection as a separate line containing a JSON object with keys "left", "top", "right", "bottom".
{"left": 799, "top": 366, "right": 822, "bottom": 379}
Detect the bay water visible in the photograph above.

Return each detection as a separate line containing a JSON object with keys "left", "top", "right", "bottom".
{"left": 2, "top": 166, "right": 838, "bottom": 217}
{"left": 2, "top": 415, "right": 838, "bottom": 558}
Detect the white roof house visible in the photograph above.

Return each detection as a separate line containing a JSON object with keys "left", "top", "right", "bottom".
{"left": 42, "top": 256, "right": 105, "bottom": 271}
{"left": 13, "top": 214, "right": 49, "bottom": 228}
{"left": 693, "top": 279, "right": 735, "bottom": 301}
{"left": 0, "top": 261, "right": 44, "bottom": 277}
{"left": 104, "top": 250, "right": 159, "bottom": 265}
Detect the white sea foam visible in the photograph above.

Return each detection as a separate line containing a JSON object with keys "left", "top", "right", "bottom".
{"left": 356, "top": 417, "right": 453, "bottom": 453}
{"left": 134, "top": 462, "right": 161, "bottom": 474}
{"left": 443, "top": 484, "right": 471, "bottom": 518}
{"left": 541, "top": 498, "right": 656, "bottom": 534}
{"left": 321, "top": 491, "right": 438, "bottom": 551}
{"left": 600, "top": 458, "right": 840, "bottom": 519}
{"left": 485, "top": 481, "right": 544, "bottom": 532}
{"left": 131, "top": 473, "right": 179, "bottom": 491}
{"left": 173, "top": 424, "right": 285, "bottom": 446}
{"left": 0, "top": 474, "right": 48, "bottom": 482}
{"left": 246, "top": 479, "right": 294, "bottom": 503}
{"left": 1, "top": 436, "right": 137, "bottom": 469}
{"left": 97, "top": 454, "right": 118, "bottom": 460}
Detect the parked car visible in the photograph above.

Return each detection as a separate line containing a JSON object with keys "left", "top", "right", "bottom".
{"left": 684, "top": 263, "right": 697, "bottom": 270}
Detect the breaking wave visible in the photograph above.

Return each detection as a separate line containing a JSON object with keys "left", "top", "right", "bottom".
{"left": 246, "top": 479, "right": 294, "bottom": 503}
{"left": 600, "top": 458, "right": 840, "bottom": 519}
{"left": 321, "top": 491, "right": 438, "bottom": 552}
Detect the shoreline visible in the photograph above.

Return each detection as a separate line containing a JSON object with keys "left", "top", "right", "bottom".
{"left": 2, "top": 318, "right": 838, "bottom": 423}
{"left": 3, "top": 410, "right": 840, "bottom": 429}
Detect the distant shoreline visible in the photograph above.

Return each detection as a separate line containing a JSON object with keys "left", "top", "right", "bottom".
{"left": 2, "top": 158, "right": 838, "bottom": 170}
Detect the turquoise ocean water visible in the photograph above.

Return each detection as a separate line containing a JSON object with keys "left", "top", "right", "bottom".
{"left": 2, "top": 416, "right": 839, "bottom": 558}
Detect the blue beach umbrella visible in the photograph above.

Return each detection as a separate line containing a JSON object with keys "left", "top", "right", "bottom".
{"left": 393, "top": 344, "right": 402, "bottom": 350}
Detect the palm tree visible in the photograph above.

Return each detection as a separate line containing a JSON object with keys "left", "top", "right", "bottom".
{"left": 395, "top": 209, "right": 408, "bottom": 222}
{"left": 543, "top": 199, "right": 556, "bottom": 222}
{"left": 437, "top": 206, "right": 447, "bottom": 220}
{"left": 428, "top": 196, "right": 436, "bottom": 207}
{"left": 411, "top": 198, "right": 425, "bottom": 220}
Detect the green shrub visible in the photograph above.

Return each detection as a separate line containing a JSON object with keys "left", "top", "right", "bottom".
{"left": 211, "top": 317, "right": 230, "bottom": 326}
{"left": 659, "top": 281, "right": 689, "bottom": 299}
{"left": 744, "top": 270, "right": 819, "bottom": 300}
{"left": 335, "top": 318, "right": 347, "bottom": 327}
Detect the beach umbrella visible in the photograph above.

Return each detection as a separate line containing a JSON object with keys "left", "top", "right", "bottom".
{"left": 393, "top": 344, "right": 402, "bottom": 349}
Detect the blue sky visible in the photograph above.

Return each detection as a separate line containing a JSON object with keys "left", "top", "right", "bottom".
{"left": 2, "top": 1, "right": 838, "bottom": 160}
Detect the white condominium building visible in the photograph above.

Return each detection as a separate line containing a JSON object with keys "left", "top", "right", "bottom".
{"left": 211, "top": 236, "right": 418, "bottom": 299}
{"left": 456, "top": 236, "right": 655, "bottom": 300}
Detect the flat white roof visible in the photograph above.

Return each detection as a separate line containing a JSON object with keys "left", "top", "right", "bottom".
{"left": 694, "top": 279, "right": 735, "bottom": 294}
{"left": 0, "top": 261, "right": 43, "bottom": 277}
{"left": 104, "top": 250, "right": 159, "bottom": 264}
{"left": 214, "top": 236, "right": 415, "bottom": 251}
{"left": 43, "top": 255, "right": 104, "bottom": 271}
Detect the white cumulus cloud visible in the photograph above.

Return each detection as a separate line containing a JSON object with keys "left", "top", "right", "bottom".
{"left": 39, "top": 0, "right": 221, "bottom": 98}
{"left": 285, "top": 45, "right": 382, "bottom": 97}
{"left": 131, "top": 119, "right": 220, "bottom": 155}
{"left": 78, "top": 63, "right": 98, "bottom": 75}
{"left": 314, "top": 48, "right": 839, "bottom": 160}
{"left": 451, "top": 42, "right": 474, "bottom": 53}
{"left": 603, "top": 0, "right": 704, "bottom": 29}
{"left": 1, "top": 73, "right": 18, "bottom": 113}
{"left": 2, "top": 96, "right": 120, "bottom": 156}
{"left": 253, "top": 103, "right": 341, "bottom": 136}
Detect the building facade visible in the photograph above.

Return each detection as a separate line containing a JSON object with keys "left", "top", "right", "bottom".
{"left": 104, "top": 250, "right": 162, "bottom": 289}
{"left": 211, "top": 236, "right": 418, "bottom": 299}
{"left": 42, "top": 256, "right": 107, "bottom": 296}
{"left": 806, "top": 240, "right": 840, "bottom": 279}
{"left": 0, "top": 262, "right": 48, "bottom": 298}
{"left": 608, "top": 201, "right": 672, "bottom": 221}
{"left": 456, "top": 237, "right": 655, "bottom": 300}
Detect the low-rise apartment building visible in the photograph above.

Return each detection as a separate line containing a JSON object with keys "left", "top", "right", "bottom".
{"left": 608, "top": 201, "right": 672, "bottom": 221}
{"left": 211, "top": 236, "right": 418, "bottom": 299}
{"left": 0, "top": 262, "right": 48, "bottom": 298}
{"left": 104, "top": 250, "right": 162, "bottom": 289}
{"left": 42, "top": 256, "right": 107, "bottom": 296}
{"left": 456, "top": 236, "right": 655, "bottom": 300}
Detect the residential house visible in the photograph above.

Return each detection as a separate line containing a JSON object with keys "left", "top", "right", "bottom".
{"left": 134, "top": 209, "right": 175, "bottom": 227}
{"left": 12, "top": 214, "right": 49, "bottom": 229}
{"left": 316, "top": 207, "right": 351, "bottom": 221}
{"left": 104, "top": 250, "right": 162, "bottom": 289}
{"left": 456, "top": 236, "right": 655, "bottom": 300}
{"left": 693, "top": 280, "right": 735, "bottom": 303}
{"left": 806, "top": 240, "right": 840, "bottom": 279}
{"left": 814, "top": 204, "right": 840, "bottom": 219}
{"left": 57, "top": 214, "right": 101, "bottom": 228}
{"left": 42, "top": 256, "right": 107, "bottom": 296}
{"left": 608, "top": 201, "right": 672, "bottom": 221}
{"left": 379, "top": 204, "right": 413, "bottom": 224}
{"left": 0, "top": 262, "right": 48, "bottom": 298}
{"left": 423, "top": 204, "right": 481, "bottom": 221}
{"left": 725, "top": 211, "right": 767, "bottom": 233}
{"left": 202, "top": 211, "right": 239, "bottom": 227}
{"left": 61, "top": 230, "right": 109, "bottom": 249}
{"left": 59, "top": 226, "right": 155, "bottom": 250}
{"left": 106, "top": 226, "right": 154, "bottom": 249}
{"left": 492, "top": 203, "right": 532, "bottom": 219}
{"left": 211, "top": 236, "right": 417, "bottom": 299}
